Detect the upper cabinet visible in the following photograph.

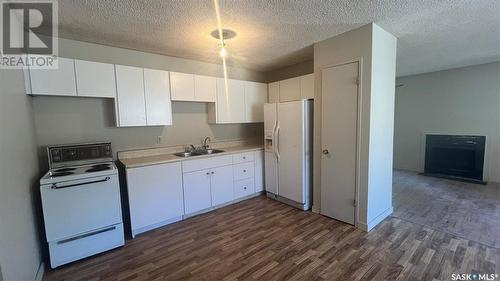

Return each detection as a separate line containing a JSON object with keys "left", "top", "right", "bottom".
{"left": 115, "top": 65, "right": 147, "bottom": 127}
{"left": 208, "top": 79, "right": 267, "bottom": 124}
{"left": 194, "top": 75, "right": 216, "bottom": 102}
{"left": 244, "top": 81, "right": 267, "bottom": 122}
{"left": 170, "top": 72, "right": 216, "bottom": 102}
{"left": 279, "top": 77, "right": 301, "bottom": 102}
{"left": 212, "top": 78, "right": 246, "bottom": 123}
{"left": 170, "top": 72, "right": 194, "bottom": 101}
{"left": 300, "top": 74, "right": 314, "bottom": 100}
{"left": 268, "top": 82, "right": 279, "bottom": 103}
{"left": 144, "top": 68, "right": 172, "bottom": 126}
{"left": 75, "top": 60, "right": 116, "bottom": 98}
{"left": 268, "top": 74, "right": 315, "bottom": 103}
{"left": 115, "top": 65, "right": 173, "bottom": 127}
{"left": 29, "top": 57, "right": 77, "bottom": 96}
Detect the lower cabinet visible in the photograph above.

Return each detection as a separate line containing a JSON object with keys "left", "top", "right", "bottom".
{"left": 125, "top": 149, "right": 264, "bottom": 237}
{"left": 183, "top": 169, "right": 212, "bottom": 214}
{"left": 126, "top": 162, "right": 184, "bottom": 237}
{"left": 211, "top": 165, "right": 234, "bottom": 206}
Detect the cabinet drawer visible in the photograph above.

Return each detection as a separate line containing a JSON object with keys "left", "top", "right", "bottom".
{"left": 48, "top": 223, "right": 124, "bottom": 268}
{"left": 182, "top": 155, "right": 233, "bottom": 173}
{"left": 233, "top": 162, "right": 254, "bottom": 180}
{"left": 232, "top": 152, "right": 254, "bottom": 164}
{"left": 234, "top": 178, "right": 255, "bottom": 198}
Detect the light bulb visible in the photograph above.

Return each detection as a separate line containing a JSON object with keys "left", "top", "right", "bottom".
{"left": 219, "top": 47, "right": 227, "bottom": 58}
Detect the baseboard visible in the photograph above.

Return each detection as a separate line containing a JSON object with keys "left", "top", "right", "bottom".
{"left": 311, "top": 205, "right": 320, "bottom": 214}
{"left": 35, "top": 262, "right": 45, "bottom": 281}
{"left": 358, "top": 207, "right": 393, "bottom": 232}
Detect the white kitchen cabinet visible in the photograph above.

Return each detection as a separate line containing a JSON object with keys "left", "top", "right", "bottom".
{"left": 212, "top": 78, "right": 246, "bottom": 123}
{"left": 268, "top": 82, "right": 280, "bottom": 103}
{"left": 170, "top": 72, "right": 195, "bottom": 101}
{"left": 126, "top": 162, "right": 184, "bottom": 237}
{"left": 254, "top": 150, "right": 264, "bottom": 192}
{"left": 279, "top": 77, "right": 301, "bottom": 102}
{"left": 144, "top": 68, "right": 172, "bottom": 126}
{"left": 234, "top": 178, "right": 255, "bottom": 199}
{"left": 115, "top": 65, "right": 147, "bottom": 127}
{"left": 194, "top": 75, "right": 216, "bottom": 102}
{"left": 244, "top": 81, "right": 267, "bottom": 122}
{"left": 29, "top": 57, "right": 77, "bottom": 96}
{"left": 210, "top": 165, "right": 234, "bottom": 206}
{"left": 74, "top": 60, "right": 116, "bottom": 98}
{"left": 183, "top": 169, "right": 212, "bottom": 214}
{"left": 300, "top": 73, "right": 314, "bottom": 100}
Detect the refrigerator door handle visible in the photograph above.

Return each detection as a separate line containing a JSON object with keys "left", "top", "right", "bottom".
{"left": 275, "top": 121, "right": 281, "bottom": 162}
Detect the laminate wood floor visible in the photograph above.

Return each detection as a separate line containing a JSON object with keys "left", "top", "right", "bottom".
{"left": 44, "top": 188, "right": 499, "bottom": 281}
{"left": 393, "top": 170, "right": 500, "bottom": 248}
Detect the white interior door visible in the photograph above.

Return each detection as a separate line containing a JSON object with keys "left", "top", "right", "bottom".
{"left": 277, "top": 101, "right": 305, "bottom": 203}
{"left": 320, "top": 62, "right": 359, "bottom": 225}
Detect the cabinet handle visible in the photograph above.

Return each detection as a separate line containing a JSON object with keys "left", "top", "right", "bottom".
{"left": 206, "top": 172, "right": 210, "bottom": 175}
{"left": 211, "top": 171, "right": 215, "bottom": 174}
{"left": 244, "top": 186, "right": 247, "bottom": 189}
{"left": 243, "top": 169, "right": 246, "bottom": 172}
{"left": 243, "top": 157, "right": 246, "bottom": 159}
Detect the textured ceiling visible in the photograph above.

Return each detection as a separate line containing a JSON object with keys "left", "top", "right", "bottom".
{"left": 57, "top": 0, "right": 500, "bottom": 76}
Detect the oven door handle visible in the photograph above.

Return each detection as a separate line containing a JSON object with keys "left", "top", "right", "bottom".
{"left": 51, "top": 176, "right": 111, "bottom": 189}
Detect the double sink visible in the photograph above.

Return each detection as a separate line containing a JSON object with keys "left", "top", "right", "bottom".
{"left": 173, "top": 149, "right": 225, "bottom": 158}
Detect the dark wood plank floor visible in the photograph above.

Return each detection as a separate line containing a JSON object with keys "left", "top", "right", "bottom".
{"left": 393, "top": 170, "right": 500, "bottom": 248}
{"left": 44, "top": 188, "right": 500, "bottom": 281}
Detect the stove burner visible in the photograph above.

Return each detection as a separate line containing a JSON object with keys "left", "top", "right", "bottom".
{"left": 51, "top": 172, "right": 74, "bottom": 177}
{"left": 86, "top": 166, "right": 111, "bottom": 173}
{"left": 54, "top": 167, "right": 76, "bottom": 172}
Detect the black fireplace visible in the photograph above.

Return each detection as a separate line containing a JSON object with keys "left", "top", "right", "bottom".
{"left": 424, "top": 134, "right": 486, "bottom": 183}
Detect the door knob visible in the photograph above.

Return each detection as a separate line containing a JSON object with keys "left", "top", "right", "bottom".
{"left": 322, "top": 149, "right": 329, "bottom": 155}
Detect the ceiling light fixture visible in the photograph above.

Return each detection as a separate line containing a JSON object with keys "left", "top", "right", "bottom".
{"left": 211, "top": 29, "right": 236, "bottom": 58}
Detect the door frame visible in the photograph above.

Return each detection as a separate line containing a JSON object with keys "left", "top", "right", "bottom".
{"left": 319, "top": 57, "right": 363, "bottom": 228}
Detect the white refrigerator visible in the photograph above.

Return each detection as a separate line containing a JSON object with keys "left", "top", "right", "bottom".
{"left": 264, "top": 100, "right": 313, "bottom": 210}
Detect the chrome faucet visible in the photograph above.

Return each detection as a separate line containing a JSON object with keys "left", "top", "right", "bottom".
{"left": 202, "top": 137, "right": 211, "bottom": 150}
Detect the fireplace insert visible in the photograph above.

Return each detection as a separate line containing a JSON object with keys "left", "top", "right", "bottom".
{"left": 424, "top": 134, "right": 486, "bottom": 183}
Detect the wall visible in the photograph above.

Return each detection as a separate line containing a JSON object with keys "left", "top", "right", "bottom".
{"left": 265, "top": 60, "right": 314, "bottom": 82}
{"left": 367, "top": 25, "right": 397, "bottom": 225}
{"left": 32, "top": 38, "right": 266, "bottom": 169}
{"left": 314, "top": 23, "right": 397, "bottom": 230}
{"left": 0, "top": 69, "right": 42, "bottom": 280}
{"left": 394, "top": 62, "right": 500, "bottom": 182}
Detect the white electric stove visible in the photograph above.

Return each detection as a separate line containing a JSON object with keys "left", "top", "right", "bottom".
{"left": 40, "top": 142, "right": 124, "bottom": 268}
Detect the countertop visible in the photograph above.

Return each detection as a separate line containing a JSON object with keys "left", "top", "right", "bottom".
{"left": 118, "top": 144, "right": 264, "bottom": 168}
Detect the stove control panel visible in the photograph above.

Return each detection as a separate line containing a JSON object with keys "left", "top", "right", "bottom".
{"left": 48, "top": 142, "right": 113, "bottom": 168}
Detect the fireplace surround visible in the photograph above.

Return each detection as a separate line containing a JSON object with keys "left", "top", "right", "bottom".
{"left": 424, "top": 134, "right": 486, "bottom": 184}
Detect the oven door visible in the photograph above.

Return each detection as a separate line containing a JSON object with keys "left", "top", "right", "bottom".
{"left": 40, "top": 174, "right": 122, "bottom": 242}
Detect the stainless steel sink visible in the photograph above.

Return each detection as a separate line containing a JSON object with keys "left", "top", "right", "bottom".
{"left": 173, "top": 149, "right": 224, "bottom": 158}
{"left": 173, "top": 151, "right": 201, "bottom": 158}
{"left": 199, "top": 149, "right": 224, "bottom": 155}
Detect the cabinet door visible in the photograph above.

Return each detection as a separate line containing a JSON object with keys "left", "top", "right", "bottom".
{"left": 268, "top": 82, "right": 279, "bottom": 103}
{"left": 216, "top": 78, "right": 245, "bottom": 123}
{"left": 115, "top": 65, "right": 146, "bottom": 127}
{"left": 29, "top": 57, "right": 77, "bottom": 96}
{"left": 75, "top": 60, "right": 116, "bottom": 98}
{"left": 144, "top": 68, "right": 172, "bottom": 126}
{"left": 210, "top": 165, "right": 234, "bottom": 206}
{"left": 244, "top": 81, "right": 267, "bottom": 122}
{"left": 279, "top": 77, "right": 300, "bottom": 102}
{"left": 183, "top": 170, "right": 212, "bottom": 214}
{"left": 170, "top": 72, "right": 194, "bottom": 101}
{"left": 194, "top": 75, "right": 216, "bottom": 102}
{"left": 300, "top": 74, "right": 314, "bottom": 100}
{"left": 254, "top": 150, "right": 265, "bottom": 192}
{"left": 126, "top": 162, "right": 184, "bottom": 233}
